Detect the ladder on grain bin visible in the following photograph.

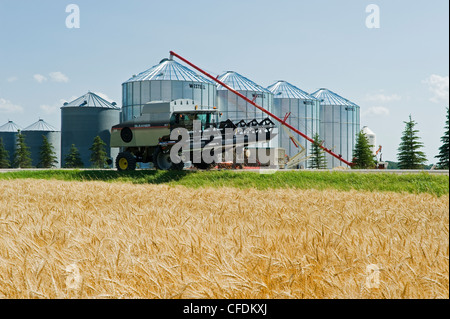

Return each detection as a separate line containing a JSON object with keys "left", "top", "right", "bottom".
{"left": 169, "top": 51, "right": 355, "bottom": 168}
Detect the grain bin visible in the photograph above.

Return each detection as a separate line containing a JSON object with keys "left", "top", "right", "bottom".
{"left": 311, "top": 88, "right": 360, "bottom": 168}
{"left": 0, "top": 120, "right": 22, "bottom": 165}
{"left": 216, "top": 71, "right": 273, "bottom": 123}
{"left": 216, "top": 71, "right": 275, "bottom": 150}
{"left": 22, "top": 119, "right": 61, "bottom": 168}
{"left": 361, "top": 126, "right": 377, "bottom": 155}
{"left": 267, "top": 81, "right": 320, "bottom": 168}
{"left": 61, "top": 92, "right": 120, "bottom": 168}
{"left": 122, "top": 58, "right": 216, "bottom": 122}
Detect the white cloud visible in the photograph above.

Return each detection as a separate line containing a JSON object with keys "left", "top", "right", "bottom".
{"left": 424, "top": 74, "right": 449, "bottom": 104}
{"left": 39, "top": 104, "right": 59, "bottom": 114}
{"left": 362, "top": 106, "right": 390, "bottom": 117}
{"left": 0, "top": 98, "right": 24, "bottom": 114}
{"left": 364, "top": 93, "right": 401, "bottom": 103}
{"left": 7, "top": 76, "right": 18, "bottom": 83}
{"left": 362, "top": 91, "right": 395, "bottom": 117}
{"left": 33, "top": 74, "right": 48, "bottom": 83}
{"left": 40, "top": 98, "right": 74, "bottom": 114}
{"left": 49, "top": 71, "right": 69, "bottom": 83}
{"left": 33, "top": 72, "right": 69, "bottom": 84}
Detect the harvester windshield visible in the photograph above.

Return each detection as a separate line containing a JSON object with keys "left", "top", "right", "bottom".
{"left": 170, "top": 111, "right": 219, "bottom": 130}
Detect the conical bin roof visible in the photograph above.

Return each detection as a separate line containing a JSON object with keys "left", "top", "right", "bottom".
{"left": 217, "top": 71, "right": 271, "bottom": 93}
{"left": 268, "top": 81, "right": 318, "bottom": 100}
{"left": 62, "top": 92, "right": 119, "bottom": 109}
{"left": 311, "top": 88, "right": 358, "bottom": 107}
{"left": 23, "top": 119, "right": 58, "bottom": 132}
{"left": 0, "top": 120, "right": 22, "bottom": 132}
{"left": 124, "top": 58, "right": 213, "bottom": 84}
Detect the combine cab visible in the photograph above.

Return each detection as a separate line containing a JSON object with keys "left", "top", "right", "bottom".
{"left": 110, "top": 99, "right": 277, "bottom": 170}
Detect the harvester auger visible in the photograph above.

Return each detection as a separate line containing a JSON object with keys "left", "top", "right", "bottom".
{"left": 169, "top": 51, "right": 355, "bottom": 168}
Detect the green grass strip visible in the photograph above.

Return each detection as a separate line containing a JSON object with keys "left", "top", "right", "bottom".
{"left": 0, "top": 169, "right": 448, "bottom": 197}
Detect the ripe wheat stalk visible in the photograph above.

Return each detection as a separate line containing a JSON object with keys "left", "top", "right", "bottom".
{"left": 0, "top": 179, "right": 448, "bottom": 299}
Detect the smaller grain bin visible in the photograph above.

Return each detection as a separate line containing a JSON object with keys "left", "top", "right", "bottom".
{"left": 361, "top": 126, "right": 377, "bottom": 155}
{"left": 61, "top": 92, "right": 120, "bottom": 168}
{"left": 22, "top": 119, "right": 61, "bottom": 168}
{"left": 0, "top": 120, "right": 22, "bottom": 165}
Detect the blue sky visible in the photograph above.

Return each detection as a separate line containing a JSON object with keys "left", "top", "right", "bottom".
{"left": 0, "top": 0, "right": 448, "bottom": 163}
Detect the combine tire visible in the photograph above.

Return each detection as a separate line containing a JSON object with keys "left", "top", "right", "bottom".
{"left": 116, "top": 151, "right": 137, "bottom": 171}
{"left": 153, "top": 147, "right": 184, "bottom": 170}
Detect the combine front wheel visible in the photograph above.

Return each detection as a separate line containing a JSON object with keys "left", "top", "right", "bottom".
{"left": 116, "top": 151, "right": 137, "bottom": 171}
{"left": 153, "top": 147, "right": 184, "bottom": 170}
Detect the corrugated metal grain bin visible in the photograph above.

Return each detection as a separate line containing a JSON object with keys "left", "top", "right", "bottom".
{"left": 268, "top": 81, "right": 320, "bottom": 168}
{"left": 22, "top": 119, "right": 61, "bottom": 168}
{"left": 61, "top": 92, "right": 120, "bottom": 167}
{"left": 122, "top": 58, "right": 216, "bottom": 122}
{"left": 311, "top": 88, "right": 360, "bottom": 168}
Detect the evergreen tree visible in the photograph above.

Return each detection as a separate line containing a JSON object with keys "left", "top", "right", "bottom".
{"left": 63, "top": 144, "right": 84, "bottom": 168}
{"left": 352, "top": 130, "right": 376, "bottom": 169}
{"left": 37, "top": 135, "right": 58, "bottom": 168}
{"left": 89, "top": 136, "right": 108, "bottom": 168}
{"left": 397, "top": 115, "right": 427, "bottom": 169}
{"left": 0, "top": 138, "right": 10, "bottom": 168}
{"left": 435, "top": 107, "right": 449, "bottom": 169}
{"left": 13, "top": 131, "right": 32, "bottom": 168}
{"left": 308, "top": 133, "right": 328, "bottom": 169}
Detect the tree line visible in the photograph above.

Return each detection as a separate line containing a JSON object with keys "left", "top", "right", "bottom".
{"left": 2, "top": 107, "right": 448, "bottom": 170}
{"left": 309, "top": 107, "right": 449, "bottom": 170}
{"left": 0, "top": 133, "right": 110, "bottom": 169}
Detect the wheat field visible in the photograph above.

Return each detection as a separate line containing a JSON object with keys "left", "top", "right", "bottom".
{"left": 0, "top": 179, "right": 448, "bottom": 299}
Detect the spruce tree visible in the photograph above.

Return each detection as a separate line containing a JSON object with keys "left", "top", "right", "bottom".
{"left": 38, "top": 135, "right": 58, "bottom": 168}
{"left": 13, "top": 131, "right": 32, "bottom": 168}
{"left": 309, "top": 133, "right": 328, "bottom": 169}
{"left": 352, "top": 130, "right": 376, "bottom": 169}
{"left": 435, "top": 107, "right": 449, "bottom": 169}
{"left": 0, "top": 138, "right": 10, "bottom": 168}
{"left": 64, "top": 144, "right": 84, "bottom": 168}
{"left": 397, "top": 115, "right": 427, "bottom": 169}
{"left": 89, "top": 136, "right": 108, "bottom": 168}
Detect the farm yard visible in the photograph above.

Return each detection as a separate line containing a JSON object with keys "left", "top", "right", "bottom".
{"left": 0, "top": 171, "right": 448, "bottom": 299}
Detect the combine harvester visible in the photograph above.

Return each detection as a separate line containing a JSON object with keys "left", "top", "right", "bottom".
{"left": 110, "top": 52, "right": 354, "bottom": 170}
{"left": 110, "top": 100, "right": 278, "bottom": 170}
